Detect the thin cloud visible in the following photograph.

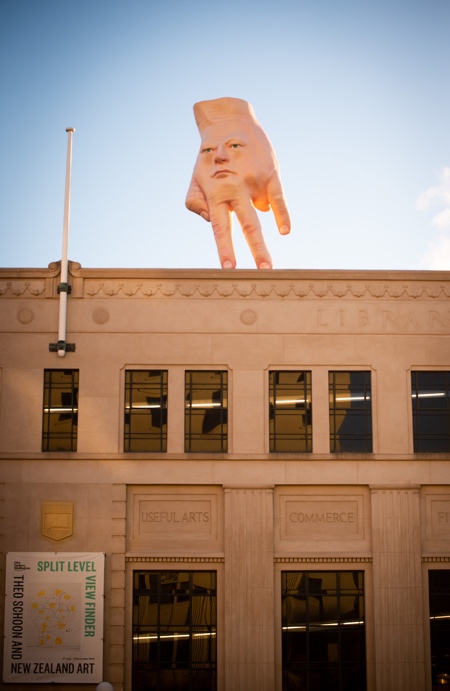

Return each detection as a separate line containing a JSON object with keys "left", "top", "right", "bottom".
{"left": 417, "top": 167, "right": 450, "bottom": 269}
{"left": 432, "top": 208, "right": 450, "bottom": 230}
{"left": 421, "top": 232, "right": 450, "bottom": 270}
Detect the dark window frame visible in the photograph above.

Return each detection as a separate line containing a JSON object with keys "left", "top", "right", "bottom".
{"left": 185, "top": 371, "right": 228, "bottom": 453}
{"left": 429, "top": 569, "right": 450, "bottom": 689}
{"left": 124, "top": 370, "right": 168, "bottom": 452}
{"left": 412, "top": 371, "right": 450, "bottom": 453}
{"left": 269, "top": 370, "right": 312, "bottom": 453}
{"left": 329, "top": 371, "right": 372, "bottom": 453}
{"left": 281, "top": 570, "right": 367, "bottom": 691}
{"left": 42, "top": 369, "right": 79, "bottom": 452}
{"left": 132, "top": 570, "right": 217, "bottom": 691}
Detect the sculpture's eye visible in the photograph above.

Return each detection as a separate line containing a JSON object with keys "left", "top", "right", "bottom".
{"left": 202, "top": 147, "right": 214, "bottom": 154}
{"left": 230, "top": 143, "right": 240, "bottom": 149}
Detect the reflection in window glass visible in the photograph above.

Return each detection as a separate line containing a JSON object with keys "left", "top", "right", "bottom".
{"left": 133, "top": 570, "right": 217, "bottom": 691}
{"left": 269, "top": 371, "right": 312, "bottom": 452}
{"left": 329, "top": 371, "right": 372, "bottom": 453}
{"left": 185, "top": 371, "right": 227, "bottom": 452}
{"left": 412, "top": 372, "right": 450, "bottom": 452}
{"left": 124, "top": 370, "right": 168, "bottom": 452}
{"left": 282, "top": 571, "right": 366, "bottom": 691}
{"left": 42, "top": 369, "right": 78, "bottom": 451}
{"left": 429, "top": 570, "right": 450, "bottom": 689}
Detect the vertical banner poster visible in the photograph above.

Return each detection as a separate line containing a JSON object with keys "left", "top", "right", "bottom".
{"left": 3, "top": 552, "right": 105, "bottom": 684}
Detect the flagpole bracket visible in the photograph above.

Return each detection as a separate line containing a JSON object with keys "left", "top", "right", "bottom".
{"left": 57, "top": 282, "right": 72, "bottom": 294}
{"left": 49, "top": 341, "right": 76, "bottom": 353}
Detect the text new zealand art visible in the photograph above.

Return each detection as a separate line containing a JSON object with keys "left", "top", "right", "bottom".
{"left": 186, "top": 97, "right": 291, "bottom": 270}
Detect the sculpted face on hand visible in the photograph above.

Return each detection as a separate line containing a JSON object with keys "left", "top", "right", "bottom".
{"left": 196, "top": 121, "right": 274, "bottom": 209}
{"left": 200, "top": 130, "right": 246, "bottom": 190}
{"left": 185, "top": 97, "right": 291, "bottom": 270}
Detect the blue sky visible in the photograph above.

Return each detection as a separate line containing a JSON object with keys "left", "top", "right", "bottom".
{"left": 1, "top": 0, "right": 449, "bottom": 271}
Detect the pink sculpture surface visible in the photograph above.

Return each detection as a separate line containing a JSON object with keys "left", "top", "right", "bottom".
{"left": 186, "top": 97, "right": 291, "bottom": 269}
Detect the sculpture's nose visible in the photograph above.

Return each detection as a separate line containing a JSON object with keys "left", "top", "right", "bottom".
{"left": 214, "top": 146, "right": 229, "bottom": 164}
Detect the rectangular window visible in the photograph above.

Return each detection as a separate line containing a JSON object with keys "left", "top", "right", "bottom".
{"left": 132, "top": 570, "right": 217, "bottom": 691}
{"left": 269, "top": 371, "right": 312, "bottom": 452}
{"left": 42, "top": 369, "right": 78, "bottom": 451}
{"left": 412, "top": 371, "right": 450, "bottom": 452}
{"left": 429, "top": 570, "right": 450, "bottom": 689}
{"left": 124, "top": 370, "right": 168, "bottom": 452}
{"left": 329, "top": 371, "right": 372, "bottom": 453}
{"left": 282, "top": 570, "right": 366, "bottom": 690}
{"left": 185, "top": 371, "right": 227, "bottom": 452}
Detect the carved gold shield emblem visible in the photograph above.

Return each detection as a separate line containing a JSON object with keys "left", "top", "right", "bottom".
{"left": 41, "top": 502, "right": 74, "bottom": 541}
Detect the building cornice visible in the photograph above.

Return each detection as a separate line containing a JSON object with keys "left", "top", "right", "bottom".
{"left": 0, "top": 261, "right": 449, "bottom": 300}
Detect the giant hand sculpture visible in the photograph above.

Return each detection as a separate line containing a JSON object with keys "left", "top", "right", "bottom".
{"left": 186, "top": 97, "right": 291, "bottom": 269}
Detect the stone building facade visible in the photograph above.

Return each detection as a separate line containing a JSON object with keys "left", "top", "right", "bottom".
{"left": 0, "top": 261, "right": 449, "bottom": 691}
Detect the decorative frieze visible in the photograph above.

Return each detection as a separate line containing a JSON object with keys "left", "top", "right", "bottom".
{"left": 274, "top": 556, "right": 372, "bottom": 563}
{"left": 422, "top": 556, "right": 450, "bottom": 562}
{"left": 0, "top": 281, "right": 46, "bottom": 297}
{"left": 1, "top": 264, "right": 449, "bottom": 302}
{"left": 126, "top": 556, "right": 224, "bottom": 563}
{"left": 80, "top": 278, "right": 450, "bottom": 301}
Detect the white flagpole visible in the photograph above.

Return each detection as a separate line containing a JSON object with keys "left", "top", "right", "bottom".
{"left": 57, "top": 127, "right": 75, "bottom": 357}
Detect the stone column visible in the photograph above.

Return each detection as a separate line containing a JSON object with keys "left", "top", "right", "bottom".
{"left": 224, "top": 487, "right": 274, "bottom": 691}
{"left": 370, "top": 487, "right": 425, "bottom": 690}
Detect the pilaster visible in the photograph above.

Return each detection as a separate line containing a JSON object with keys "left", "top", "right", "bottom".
{"left": 224, "top": 487, "right": 274, "bottom": 691}
{"left": 370, "top": 486, "right": 425, "bottom": 690}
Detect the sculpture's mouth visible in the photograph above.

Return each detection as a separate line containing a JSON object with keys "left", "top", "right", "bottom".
{"left": 212, "top": 169, "right": 236, "bottom": 178}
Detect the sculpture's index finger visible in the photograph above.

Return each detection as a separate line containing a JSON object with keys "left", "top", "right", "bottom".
{"left": 231, "top": 196, "right": 273, "bottom": 269}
